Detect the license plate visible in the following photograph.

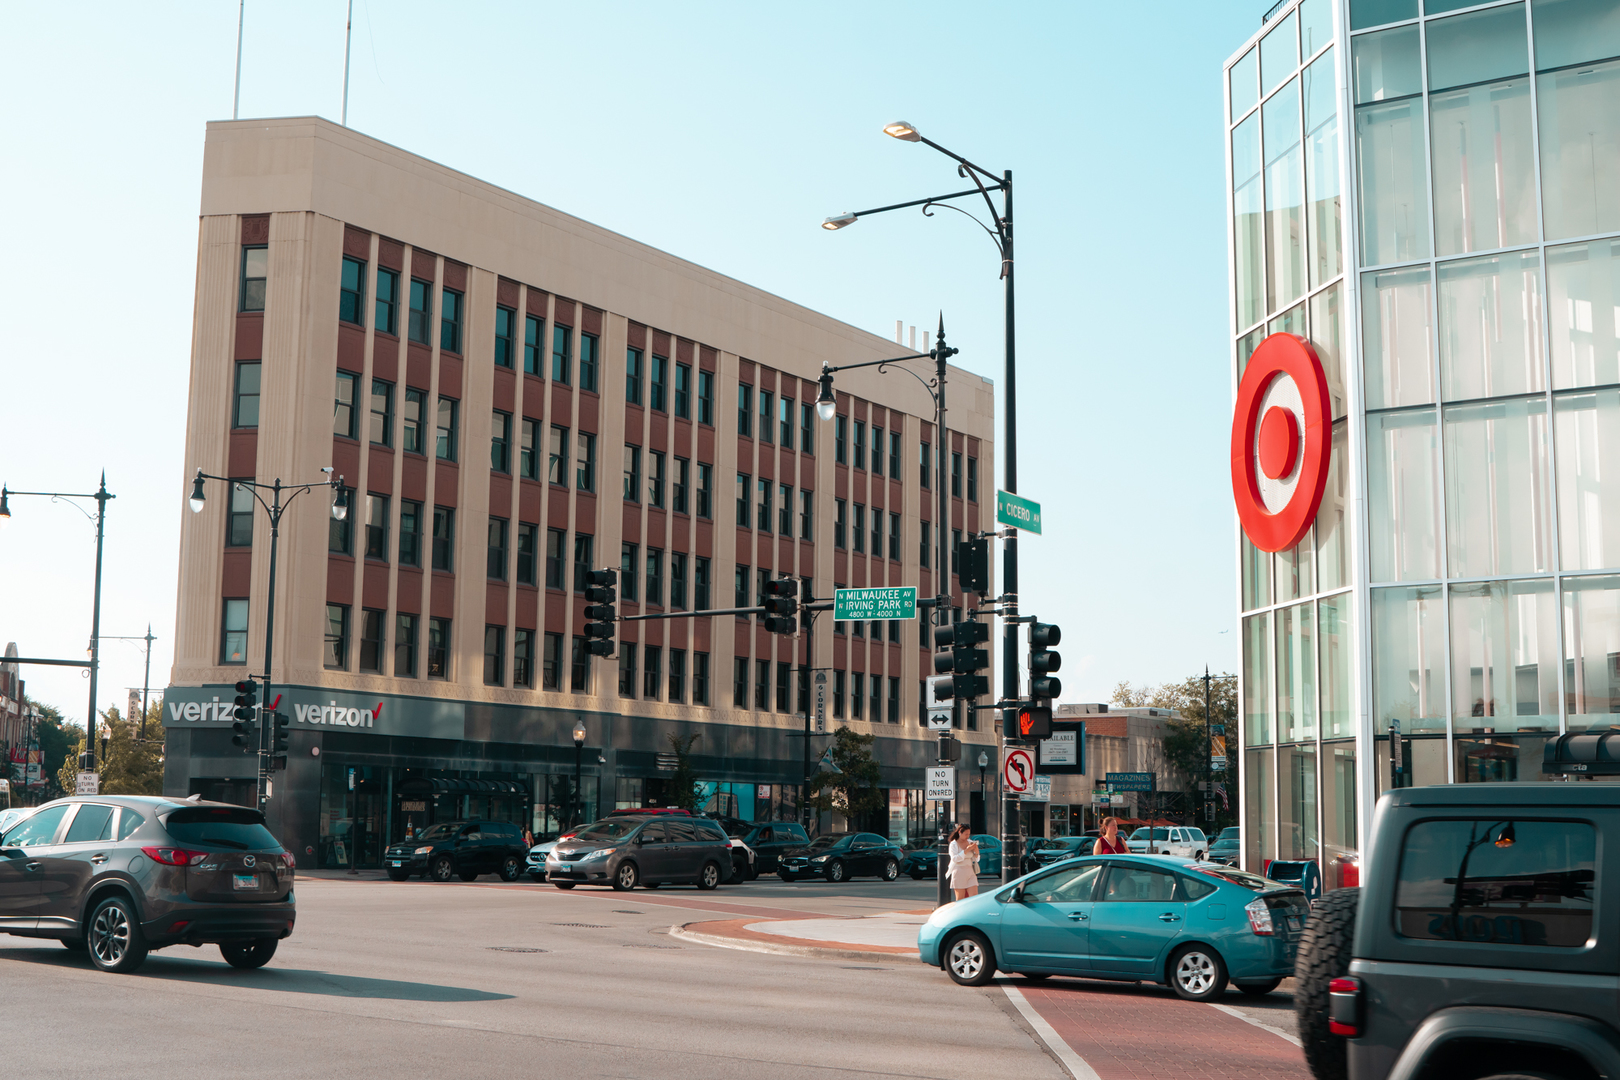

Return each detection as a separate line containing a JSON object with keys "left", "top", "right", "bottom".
{"left": 232, "top": 873, "right": 258, "bottom": 891}
{"left": 391, "top": 861, "right": 403, "bottom": 867}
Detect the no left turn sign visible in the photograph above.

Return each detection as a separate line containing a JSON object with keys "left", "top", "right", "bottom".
{"left": 1004, "top": 749, "right": 1034, "bottom": 794}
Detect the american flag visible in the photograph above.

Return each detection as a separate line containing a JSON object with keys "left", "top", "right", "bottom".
{"left": 1213, "top": 782, "right": 1229, "bottom": 810}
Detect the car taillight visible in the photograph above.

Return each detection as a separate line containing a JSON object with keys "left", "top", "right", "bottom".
{"left": 142, "top": 846, "right": 208, "bottom": 866}
{"left": 281, "top": 851, "right": 296, "bottom": 869}
{"left": 1328, "top": 976, "right": 1363, "bottom": 1037}
{"left": 1245, "top": 897, "right": 1275, "bottom": 936}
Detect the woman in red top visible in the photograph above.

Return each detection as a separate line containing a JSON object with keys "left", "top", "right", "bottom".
{"left": 1093, "top": 816, "right": 1128, "bottom": 855}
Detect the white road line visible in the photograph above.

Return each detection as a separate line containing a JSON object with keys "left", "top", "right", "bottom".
{"left": 1001, "top": 984, "right": 1103, "bottom": 1080}
{"left": 1206, "top": 1001, "right": 1303, "bottom": 1047}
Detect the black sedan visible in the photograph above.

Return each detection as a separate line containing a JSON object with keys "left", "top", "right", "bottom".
{"left": 1021, "top": 834, "right": 1095, "bottom": 874}
{"left": 900, "top": 841, "right": 941, "bottom": 880}
{"left": 777, "top": 832, "right": 905, "bottom": 883}
{"left": 384, "top": 820, "right": 528, "bottom": 882}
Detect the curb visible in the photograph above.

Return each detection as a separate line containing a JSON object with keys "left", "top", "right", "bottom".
{"left": 669, "top": 922, "right": 921, "bottom": 964}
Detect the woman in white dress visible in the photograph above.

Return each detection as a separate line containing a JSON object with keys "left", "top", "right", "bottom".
{"left": 947, "top": 824, "right": 980, "bottom": 900}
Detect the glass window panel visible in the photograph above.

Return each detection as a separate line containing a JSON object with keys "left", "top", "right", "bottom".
{"left": 1372, "top": 584, "right": 1449, "bottom": 732}
{"left": 1310, "top": 282, "right": 1347, "bottom": 421}
{"left": 1305, "top": 50, "right": 1344, "bottom": 289}
{"left": 1427, "top": 5, "right": 1530, "bottom": 92}
{"left": 1354, "top": 28, "right": 1430, "bottom": 265}
{"left": 1537, "top": 55, "right": 1620, "bottom": 241}
{"left": 1368, "top": 408, "right": 1442, "bottom": 581}
{"left": 1242, "top": 533, "right": 1273, "bottom": 610}
{"left": 1351, "top": 0, "right": 1418, "bottom": 31}
{"left": 1437, "top": 251, "right": 1546, "bottom": 400}
{"left": 1233, "top": 113, "right": 1265, "bottom": 330}
{"left": 1232, "top": 47, "right": 1259, "bottom": 121}
{"left": 1451, "top": 578, "right": 1560, "bottom": 731}
{"left": 1279, "top": 744, "right": 1319, "bottom": 862}
{"left": 1533, "top": 0, "right": 1620, "bottom": 70}
{"left": 1278, "top": 529, "right": 1315, "bottom": 602}
{"left": 1443, "top": 397, "right": 1551, "bottom": 576}
{"left": 1238, "top": 325, "right": 1267, "bottom": 379}
{"left": 1300, "top": 0, "right": 1333, "bottom": 57}
{"left": 1244, "top": 611, "right": 1273, "bottom": 745}
{"left": 1554, "top": 389, "right": 1620, "bottom": 569}
{"left": 1320, "top": 596, "right": 1354, "bottom": 738}
{"left": 1363, "top": 266, "right": 1436, "bottom": 408}
{"left": 1278, "top": 602, "right": 1318, "bottom": 742}
{"left": 1320, "top": 742, "right": 1359, "bottom": 889}
{"left": 1317, "top": 420, "right": 1350, "bottom": 591}
{"left": 1354, "top": 24, "right": 1423, "bottom": 103}
{"left": 1549, "top": 239, "right": 1620, "bottom": 388}
{"left": 1243, "top": 747, "right": 1277, "bottom": 869}
{"left": 1265, "top": 79, "right": 1306, "bottom": 315}
{"left": 1562, "top": 572, "right": 1620, "bottom": 726}
{"left": 1261, "top": 11, "right": 1299, "bottom": 95}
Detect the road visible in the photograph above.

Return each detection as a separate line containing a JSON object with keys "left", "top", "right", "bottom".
{"left": 0, "top": 873, "right": 1308, "bottom": 1080}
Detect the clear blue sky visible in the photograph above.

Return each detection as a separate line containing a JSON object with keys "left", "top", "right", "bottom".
{"left": 0, "top": 1, "right": 1265, "bottom": 726}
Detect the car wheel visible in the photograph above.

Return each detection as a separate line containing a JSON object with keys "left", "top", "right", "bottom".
{"left": 613, "top": 861, "right": 639, "bottom": 891}
{"left": 824, "top": 859, "right": 847, "bottom": 884}
{"left": 1168, "top": 944, "right": 1229, "bottom": 1002}
{"left": 457, "top": 869, "right": 479, "bottom": 882}
{"left": 748, "top": 863, "right": 759, "bottom": 881}
{"left": 386, "top": 869, "right": 409, "bottom": 882}
{"left": 698, "top": 861, "right": 722, "bottom": 891}
{"left": 430, "top": 856, "right": 456, "bottom": 882}
{"left": 553, "top": 882, "right": 575, "bottom": 890}
{"left": 730, "top": 856, "right": 748, "bottom": 884}
{"left": 944, "top": 931, "right": 996, "bottom": 987}
{"left": 1295, "top": 887, "right": 1359, "bottom": 1080}
{"left": 881, "top": 858, "right": 900, "bottom": 882}
{"left": 220, "top": 938, "right": 279, "bottom": 970}
{"left": 1236, "top": 978, "right": 1283, "bottom": 996}
{"left": 499, "top": 855, "right": 522, "bottom": 882}
{"left": 86, "top": 895, "right": 148, "bottom": 974}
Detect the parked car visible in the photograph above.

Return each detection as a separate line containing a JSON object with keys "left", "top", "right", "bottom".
{"left": 778, "top": 832, "right": 906, "bottom": 883}
{"left": 1126, "top": 826, "right": 1208, "bottom": 860}
{"left": 903, "top": 833, "right": 1004, "bottom": 879}
{"left": 919, "top": 854, "right": 1308, "bottom": 998}
{"left": 698, "top": 814, "right": 757, "bottom": 882}
{"left": 1023, "top": 834, "right": 1094, "bottom": 874}
{"left": 0, "top": 795, "right": 296, "bottom": 974}
{"left": 525, "top": 839, "right": 559, "bottom": 881}
{"left": 0, "top": 807, "right": 32, "bottom": 836}
{"left": 1207, "top": 827, "right": 1241, "bottom": 865}
{"left": 383, "top": 820, "right": 528, "bottom": 882}
{"left": 547, "top": 815, "right": 731, "bottom": 891}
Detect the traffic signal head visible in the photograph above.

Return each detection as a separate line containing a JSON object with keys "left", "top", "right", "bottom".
{"left": 928, "top": 674, "right": 956, "bottom": 703}
{"left": 762, "top": 577, "right": 799, "bottom": 634}
{"left": 586, "top": 637, "right": 615, "bottom": 657}
{"left": 273, "top": 711, "right": 290, "bottom": 752}
{"left": 960, "top": 537, "right": 990, "bottom": 594}
{"left": 933, "top": 620, "right": 989, "bottom": 694}
{"left": 583, "top": 568, "right": 618, "bottom": 656}
{"left": 1017, "top": 705, "right": 1053, "bottom": 739}
{"left": 233, "top": 677, "right": 258, "bottom": 721}
{"left": 1030, "top": 622, "right": 1063, "bottom": 700}
{"left": 584, "top": 568, "right": 618, "bottom": 604}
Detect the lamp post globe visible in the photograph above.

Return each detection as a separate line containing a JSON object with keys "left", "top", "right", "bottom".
{"left": 331, "top": 485, "right": 349, "bottom": 521}
{"left": 0, "top": 487, "right": 11, "bottom": 528}
{"left": 572, "top": 721, "right": 587, "bottom": 748}
{"left": 188, "top": 472, "right": 206, "bottom": 514}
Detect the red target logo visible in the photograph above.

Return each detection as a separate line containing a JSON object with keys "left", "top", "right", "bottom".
{"left": 1230, "top": 333, "right": 1331, "bottom": 553}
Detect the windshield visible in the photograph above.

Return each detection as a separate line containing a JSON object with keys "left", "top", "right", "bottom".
{"left": 1215, "top": 828, "right": 1241, "bottom": 842}
{"left": 573, "top": 819, "right": 643, "bottom": 842}
{"left": 1129, "top": 828, "right": 1169, "bottom": 841}
{"left": 1193, "top": 865, "right": 1283, "bottom": 891}
{"left": 416, "top": 823, "right": 461, "bottom": 842}
{"left": 806, "top": 835, "right": 847, "bottom": 853}
{"left": 164, "top": 807, "right": 278, "bottom": 850}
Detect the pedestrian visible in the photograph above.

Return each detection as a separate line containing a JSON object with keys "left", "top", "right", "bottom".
{"left": 1093, "top": 816, "right": 1128, "bottom": 856}
{"left": 948, "top": 824, "right": 980, "bottom": 901}
{"left": 522, "top": 826, "right": 534, "bottom": 849}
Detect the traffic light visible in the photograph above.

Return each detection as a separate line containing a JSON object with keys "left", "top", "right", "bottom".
{"left": 960, "top": 536, "right": 990, "bottom": 595}
{"left": 762, "top": 577, "right": 799, "bottom": 635}
{"left": 1017, "top": 705, "right": 1053, "bottom": 739}
{"left": 1029, "top": 622, "right": 1063, "bottom": 701}
{"left": 798, "top": 577, "right": 815, "bottom": 633}
{"left": 583, "top": 569, "right": 618, "bottom": 657}
{"left": 231, "top": 678, "right": 258, "bottom": 749}
{"left": 272, "top": 711, "right": 290, "bottom": 753}
{"left": 930, "top": 618, "right": 990, "bottom": 702}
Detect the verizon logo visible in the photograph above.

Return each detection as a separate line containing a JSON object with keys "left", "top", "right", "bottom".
{"left": 293, "top": 702, "right": 384, "bottom": 728}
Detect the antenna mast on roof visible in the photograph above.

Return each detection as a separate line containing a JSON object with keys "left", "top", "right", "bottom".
{"left": 232, "top": 0, "right": 245, "bottom": 120}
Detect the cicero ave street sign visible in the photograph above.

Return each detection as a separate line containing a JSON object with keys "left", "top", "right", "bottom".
{"left": 833, "top": 587, "right": 917, "bottom": 621}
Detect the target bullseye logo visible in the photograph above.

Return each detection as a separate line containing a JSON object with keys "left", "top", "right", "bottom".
{"left": 1231, "top": 333, "right": 1331, "bottom": 553}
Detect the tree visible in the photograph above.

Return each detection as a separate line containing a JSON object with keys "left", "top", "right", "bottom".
{"left": 666, "top": 732, "right": 702, "bottom": 813}
{"left": 806, "top": 726, "right": 884, "bottom": 825}
{"left": 30, "top": 701, "right": 79, "bottom": 802}
{"left": 56, "top": 727, "right": 85, "bottom": 797}
{"left": 96, "top": 704, "right": 165, "bottom": 796}
{"left": 1111, "top": 674, "right": 1238, "bottom": 830}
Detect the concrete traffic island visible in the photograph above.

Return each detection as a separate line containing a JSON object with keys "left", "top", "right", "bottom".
{"left": 670, "top": 909, "right": 931, "bottom": 961}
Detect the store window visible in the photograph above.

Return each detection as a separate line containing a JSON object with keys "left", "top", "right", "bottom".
{"left": 1371, "top": 585, "right": 1447, "bottom": 734}
{"left": 1449, "top": 579, "right": 1559, "bottom": 731}
{"left": 1353, "top": 25, "right": 1431, "bottom": 265}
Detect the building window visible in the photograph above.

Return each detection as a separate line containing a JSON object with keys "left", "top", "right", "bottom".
{"left": 370, "top": 380, "right": 393, "bottom": 447}
{"left": 552, "top": 325, "right": 571, "bottom": 384}
{"left": 366, "top": 494, "right": 389, "bottom": 561}
{"left": 359, "top": 609, "right": 384, "bottom": 672}
{"left": 432, "top": 507, "right": 454, "bottom": 571}
{"left": 520, "top": 418, "right": 540, "bottom": 480}
{"left": 623, "top": 444, "right": 641, "bottom": 503}
{"left": 395, "top": 613, "right": 417, "bottom": 677}
{"left": 625, "top": 347, "right": 643, "bottom": 405}
{"left": 696, "top": 463, "right": 712, "bottom": 519}
{"left": 491, "top": 410, "right": 512, "bottom": 473}
{"left": 778, "top": 482, "right": 792, "bottom": 535}
{"left": 952, "top": 528, "right": 962, "bottom": 576}
{"left": 889, "top": 513, "right": 901, "bottom": 560}
{"left": 483, "top": 625, "right": 505, "bottom": 686}
{"left": 853, "top": 504, "right": 866, "bottom": 553}
{"left": 889, "top": 430, "right": 902, "bottom": 478}
{"left": 777, "top": 397, "right": 793, "bottom": 449}
{"left": 670, "top": 551, "right": 688, "bottom": 610}
{"left": 835, "top": 499, "right": 847, "bottom": 549}
{"left": 871, "top": 508, "right": 882, "bottom": 554}
{"left": 758, "top": 478, "right": 772, "bottom": 534}
{"left": 737, "top": 383, "right": 754, "bottom": 437}
{"left": 324, "top": 604, "right": 349, "bottom": 669}
{"left": 650, "top": 353, "right": 667, "bottom": 412}
{"left": 694, "top": 556, "right": 710, "bottom": 611}
{"left": 514, "top": 523, "right": 537, "bottom": 586}
{"left": 755, "top": 659, "right": 770, "bottom": 710}
{"left": 870, "top": 674, "right": 882, "bottom": 724}
{"left": 919, "top": 441, "right": 931, "bottom": 488}
{"left": 672, "top": 457, "right": 690, "bottom": 514}
{"left": 547, "top": 425, "right": 569, "bottom": 486}
{"left": 571, "top": 635, "right": 591, "bottom": 692}
{"left": 408, "top": 278, "right": 432, "bottom": 345}
{"left": 888, "top": 677, "right": 900, "bottom": 725}
{"left": 427, "top": 618, "right": 450, "bottom": 678}
{"left": 833, "top": 670, "right": 846, "bottom": 718}
{"left": 734, "top": 657, "right": 749, "bottom": 708}
{"left": 494, "top": 305, "right": 515, "bottom": 368}
{"left": 576, "top": 432, "right": 596, "bottom": 492}
{"left": 233, "top": 362, "right": 260, "bottom": 429}
{"left": 487, "top": 517, "right": 508, "bottom": 580}
{"left": 800, "top": 489, "right": 813, "bottom": 541}
{"left": 776, "top": 661, "right": 791, "bottom": 712}
{"left": 436, "top": 398, "right": 458, "bottom": 461}
{"left": 643, "top": 646, "right": 662, "bottom": 699}
{"left": 513, "top": 628, "right": 533, "bottom": 687}
{"left": 967, "top": 456, "right": 978, "bottom": 501}
{"left": 619, "top": 643, "right": 638, "bottom": 698}
{"left": 221, "top": 599, "right": 249, "bottom": 664}
{"left": 330, "top": 486, "right": 354, "bottom": 554}
{"left": 854, "top": 420, "right": 866, "bottom": 470}
{"left": 920, "top": 520, "right": 931, "bottom": 569}
{"left": 440, "top": 288, "right": 462, "bottom": 353}
{"left": 734, "top": 564, "right": 749, "bottom": 609}
{"left": 240, "top": 245, "right": 267, "bottom": 312}
{"left": 545, "top": 527, "right": 565, "bottom": 588}
{"left": 375, "top": 267, "right": 398, "bottom": 335}
{"left": 668, "top": 649, "right": 686, "bottom": 703}
{"left": 649, "top": 450, "right": 666, "bottom": 509}
{"left": 850, "top": 670, "right": 862, "bottom": 717}
{"left": 697, "top": 370, "right": 714, "bottom": 425}
{"left": 227, "top": 481, "right": 254, "bottom": 547}
{"left": 542, "top": 631, "right": 563, "bottom": 690}
{"left": 800, "top": 403, "right": 816, "bottom": 456}
{"left": 692, "top": 651, "right": 709, "bottom": 705}
{"left": 646, "top": 548, "right": 664, "bottom": 607}
{"left": 402, "top": 388, "right": 425, "bottom": 453}
{"left": 524, "top": 314, "right": 543, "bottom": 375}
{"left": 620, "top": 542, "right": 639, "bottom": 602}
{"left": 398, "top": 500, "right": 422, "bottom": 567}
{"left": 951, "top": 451, "right": 963, "bottom": 497}
{"left": 579, "top": 331, "right": 598, "bottom": 392}
{"left": 760, "top": 389, "right": 774, "bottom": 444}
{"left": 736, "top": 473, "right": 751, "bottom": 528}
{"left": 835, "top": 415, "right": 847, "bottom": 463}
{"left": 340, "top": 256, "right": 366, "bottom": 326}
{"left": 573, "top": 534, "right": 593, "bottom": 591}
{"left": 334, "top": 372, "right": 358, "bottom": 439}
{"left": 674, "top": 362, "right": 691, "bottom": 419}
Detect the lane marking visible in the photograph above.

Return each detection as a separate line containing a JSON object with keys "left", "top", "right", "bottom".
{"left": 1001, "top": 984, "right": 1103, "bottom": 1080}
{"left": 1206, "top": 1001, "right": 1302, "bottom": 1047}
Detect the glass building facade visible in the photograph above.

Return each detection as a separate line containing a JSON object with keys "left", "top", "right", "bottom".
{"left": 1225, "top": 0, "right": 1620, "bottom": 883}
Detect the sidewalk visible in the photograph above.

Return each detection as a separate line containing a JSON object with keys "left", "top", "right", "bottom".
{"left": 669, "top": 909, "right": 927, "bottom": 961}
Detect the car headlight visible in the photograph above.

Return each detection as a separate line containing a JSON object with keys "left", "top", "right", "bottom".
{"left": 809, "top": 855, "right": 828, "bottom": 863}
{"left": 413, "top": 846, "right": 433, "bottom": 855}
{"left": 580, "top": 847, "right": 615, "bottom": 861}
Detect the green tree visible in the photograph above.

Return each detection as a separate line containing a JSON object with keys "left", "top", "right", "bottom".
{"left": 30, "top": 702, "right": 79, "bottom": 802}
{"left": 57, "top": 727, "right": 85, "bottom": 797}
{"left": 1111, "top": 674, "right": 1238, "bottom": 830}
{"left": 666, "top": 732, "right": 702, "bottom": 813}
{"left": 806, "top": 726, "right": 884, "bottom": 823}
{"left": 97, "top": 703, "right": 165, "bottom": 796}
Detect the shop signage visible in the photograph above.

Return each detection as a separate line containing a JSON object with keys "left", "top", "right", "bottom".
{"left": 926, "top": 767, "right": 955, "bottom": 801}
{"left": 1040, "top": 730, "right": 1077, "bottom": 766}
{"left": 161, "top": 685, "right": 464, "bottom": 740}
{"left": 1230, "top": 333, "right": 1332, "bottom": 553}
{"left": 1106, "top": 771, "right": 1154, "bottom": 792}
{"left": 834, "top": 587, "right": 917, "bottom": 621}
{"left": 995, "top": 490, "right": 1042, "bottom": 535}
{"left": 1019, "top": 775, "right": 1052, "bottom": 803}
{"left": 814, "top": 672, "right": 828, "bottom": 733}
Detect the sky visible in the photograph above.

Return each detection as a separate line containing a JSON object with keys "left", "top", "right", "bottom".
{"left": 0, "top": 1, "right": 1267, "bottom": 728}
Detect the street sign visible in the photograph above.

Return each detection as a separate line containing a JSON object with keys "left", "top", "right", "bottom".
{"left": 814, "top": 671, "right": 828, "bottom": 733}
{"left": 926, "top": 767, "right": 955, "bottom": 801}
{"left": 995, "top": 490, "right": 1042, "bottom": 535}
{"left": 1004, "top": 748, "right": 1034, "bottom": 794}
{"left": 75, "top": 771, "right": 99, "bottom": 795}
{"left": 1106, "top": 771, "right": 1154, "bottom": 792}
{"left": 833, "top": 586, "right": 917, "bottom": 621}
{"left": 927, "top": 705, "right": 953, "bottom": 731}
{"left": 1019, "top": 775, "right": 1052, "bottom": 803}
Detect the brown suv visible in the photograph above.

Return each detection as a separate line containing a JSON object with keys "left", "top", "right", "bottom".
{"left": 0, "top": 795, "right": 295, "bottom": 974}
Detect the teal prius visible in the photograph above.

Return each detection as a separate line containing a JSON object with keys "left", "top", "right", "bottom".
{"left": 916, "top": 854, "right": 1310, "bottom": 1001}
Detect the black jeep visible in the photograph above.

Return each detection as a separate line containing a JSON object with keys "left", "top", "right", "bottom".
{"left": 1296, "top": 783, "right": 1614, "bottom": 1080}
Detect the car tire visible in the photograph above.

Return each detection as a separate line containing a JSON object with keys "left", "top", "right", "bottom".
{"left": 86, "top": 895, "right": 148, "bottom": 974}
{"left": 1194, "top": 851, "right": 1205, "bottom": 862}
{"left": 881, "top": 858, "right": 900, "bottom": 882}
{"left": 1235, "top": 978, "right": 1283, "bottom": 996}
{"left": 1167, "top": 944, "right": 1229, "bottom": 1002}
{"left": 944, "top": 931, "right": 996, "bottom": 987}
{"left": 698, "top": 861, "right": 722, "bottom": 891}
{"left": 386, "top": 869, "right": 409, "bottom": 882}
{"left": 499, "top": 855, "right": 522, "bottom": 882}
{"left": 220, "top": 938, "right": 279, "bottom": 969}
{"left": 613, "top": 861, "right": 639, "bottom": 891}
{"left": 553, "top": 882, "right": 575, "bottom": 890}
{"left": 430, "top": 856, "right": 456, "bottom": 882}
{"left": 1295, "top": 887, "right": 1359, "bottom": 1080}
{"left": 457, "top": 869, "right": 479, "bottom": 882}
{"left": 824, "top": 859, "right": 847, "bottom": 884}
{"left": 748, "top": 863, "right": 759, "bottom": 881}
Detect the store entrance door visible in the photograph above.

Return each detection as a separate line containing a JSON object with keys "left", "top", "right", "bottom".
{"left": 394, "top": 777, "right": 438, "bottom": 843}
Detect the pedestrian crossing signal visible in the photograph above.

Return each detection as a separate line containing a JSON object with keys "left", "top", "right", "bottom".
{"left": 1017, "top": 705, "right": 1052, "bottom": 739}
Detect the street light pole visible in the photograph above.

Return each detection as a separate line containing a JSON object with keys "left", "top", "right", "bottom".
{"left": 572, "top": 720, "right": 587, "bottom": 830}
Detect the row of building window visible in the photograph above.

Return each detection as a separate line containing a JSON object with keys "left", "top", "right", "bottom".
{"left": 624, "top": 347, "right": 715, "bottom": 424}
{"left": 732, "top": 473, "right": 815, "bottom": 538}
{"left": 621, "top": 445, "right": 713, "bottom": 515}
{"left": 617, "top": 544, "right": 712, "bottom": 609}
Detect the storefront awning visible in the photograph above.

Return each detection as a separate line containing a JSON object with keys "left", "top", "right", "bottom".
{"left": 1542, "top": 731, "right": 1620, "bottom": 776}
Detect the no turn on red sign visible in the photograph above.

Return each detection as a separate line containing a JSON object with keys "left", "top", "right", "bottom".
{"left": 1003, "top": 749, "right": 1034, "bottom": 794}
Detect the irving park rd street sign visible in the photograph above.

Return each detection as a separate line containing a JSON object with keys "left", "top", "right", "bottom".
{"left": 833, "top": 587, "right": 917, "bottom": 621}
